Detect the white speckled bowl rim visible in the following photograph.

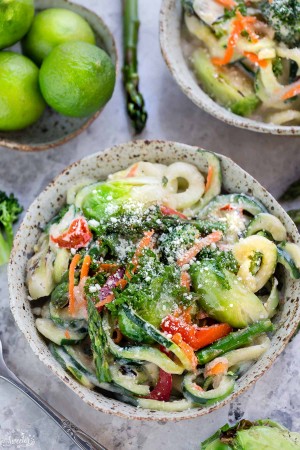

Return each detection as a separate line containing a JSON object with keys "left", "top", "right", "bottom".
{"left": 8, "top": 140, "right": 300, "bottom": 421}
{"left": 159, "top": 0, "right": 300, "bottom": 136}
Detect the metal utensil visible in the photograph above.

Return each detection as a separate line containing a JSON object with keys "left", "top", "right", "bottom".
{"left": 0, "top": 339, "right": 107, "bottom": 450}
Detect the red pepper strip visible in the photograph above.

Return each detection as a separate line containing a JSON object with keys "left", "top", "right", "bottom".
{"left": 161, "top": 315, "right": 232, "bottom": 351}
{"left": 51, "top": 217, "right": 92, "bottom": 249}
{"left": 243, "top": 52, "right": 268, "bottom": 68}
{"left": 160, "top": 205, "right": 187, "bottom": 219}
{"left": 146, "top": 369, "right": 172, "bottom": 401}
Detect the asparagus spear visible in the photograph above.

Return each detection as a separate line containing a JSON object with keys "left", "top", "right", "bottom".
{"left": 196, "top": 320, "right": 273, "bottom": 364}
{"left": 288, "top": 209, "right": 300, "bottom": 226}
{"left": 123, "top": 0, "right": 147, "bottom": 133}
{"left": 87, "top": 298, "right": 111, "bottom": 383}
{"left": 279, "top": 179, "right": 300, "bottom": 201}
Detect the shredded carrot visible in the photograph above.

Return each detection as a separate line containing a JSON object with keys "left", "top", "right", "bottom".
{"left": 219, "top": 203, "right": 234, "bottom": 211}
{"left": 215, "top": 0, "right": 236, "bottom": 8}
{"left": 205, "top": 166, "right": 214, "bottom": 193}
{"left": 281, "top": 81, "right": 300, "bottom": 101}
{"left": 172, "top": 333, "right": 198, "bottom": 371}
{"left": 126, "top": 163, "right": 139, "bottom": 178}
{"left": 181, "top": 306, "right": 192, "bottom": 324}
{"left": 98, "top": 263, "right": 120, "bottom": 273}
{"left": 132, "top": 230, "right": 154, "bottom": 265}
{"left": 68, "top": 254, "right": 81, "bottom": 315}
{"left": 206, "top": 361, "right": 228, "bottom": 376}
{"left": 160, "top": 205, "right": 188, "bottom": 219}
{"left": 212, "top": 11, "right": 259, "bottom": 66}
{"left": 240, "top": 15, "right": 259, "bottom": 44}
{"left": 113, "top": 328, "right": 123, "bottom": 344}
{"left": 123, "top": 230, "right": 155, "bottom": 282}
{"left": 95, "top": 231, "right": 155, "bottom": 309}
{"left": 243, "top": 52, "right": 268, "bottom": 68}
{"left": 177, "top": 231, "right": 223, "bottom": 267}
{"left": 180, "top": 271, "right": 191, "bottom": 291}
{"left": 95, "top": 293, "right": 115, "bottom": 309}
{"left": 64, "top": 330, "right": 71, "bottom": 339}
{"left": 80, "top": 255, "right": 91, "bottom": 280}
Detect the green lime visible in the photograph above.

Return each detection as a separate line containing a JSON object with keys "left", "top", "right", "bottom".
{"left": 0, "top": 52, "right": 46, "bottom": 131}
{"left": 39, "top": 41, "right": 116, "bottom": 118}
{"left": 0, "top": 0, "right": 34, "bottom": 49}
{"left": 22, "top": 8, "right": 96, "bottom": 65}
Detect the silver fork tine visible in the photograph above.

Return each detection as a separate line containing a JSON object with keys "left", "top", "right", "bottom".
{"left": 0, "top": 337, "right": 107, "bottom": 450}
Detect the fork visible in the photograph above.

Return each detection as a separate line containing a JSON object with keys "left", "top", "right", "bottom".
{"left": 0, "top": 339, "right": 107, "bottom": 450}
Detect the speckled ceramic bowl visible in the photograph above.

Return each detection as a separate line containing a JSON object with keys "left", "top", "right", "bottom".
{"left": 8, "top": 140, "right": 300, "bottom": 421}
{"left": 0, "top": 0, "right": 117, "bottom": 152}
{"left": 160, "top": 0, "right": 300, "bottom": 135}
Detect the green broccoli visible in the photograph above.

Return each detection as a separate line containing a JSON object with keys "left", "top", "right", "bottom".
{"left": 261, "top": 0, "right": 300, "bottom": 47}
{"left": 0, "top": 191, "right": 23, "bottom": 266}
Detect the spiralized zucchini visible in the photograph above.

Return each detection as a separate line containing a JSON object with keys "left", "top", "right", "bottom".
{"left": 233, "top": 235, "right": 277, "bottom": 292}
{"left": 27, "top": 156, "right": 296, "bottom": 412}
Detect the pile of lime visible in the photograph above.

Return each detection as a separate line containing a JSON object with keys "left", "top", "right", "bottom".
{"left": 0, "top": 1, "right": 116, "bottom": 131}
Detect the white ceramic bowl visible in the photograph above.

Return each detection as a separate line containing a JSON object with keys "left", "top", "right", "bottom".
{"left": 8, "top": 140, "right": 300, "bottom": 421}
{"left": 159, "top": 0, "right": 300, "bottom": 135}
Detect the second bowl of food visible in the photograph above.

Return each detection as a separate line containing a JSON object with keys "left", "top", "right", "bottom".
{"left": 8, "top": 140, "right": 300, "bottom": 420}
{"left": 160, "top": 0, "right": 300, "bottom": 134}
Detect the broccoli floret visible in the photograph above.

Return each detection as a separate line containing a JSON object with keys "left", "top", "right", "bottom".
{"left": 0, "top": 191, "right": 23, "bottom": 266}
{"left": 261, "top": 0, "right": 300, "bottom": 47}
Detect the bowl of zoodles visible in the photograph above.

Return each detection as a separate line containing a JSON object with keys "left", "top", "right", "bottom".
{"left": 8, "top": 140, "right": 300, "bottom": 420}
{"left": 160, "top": 0, "right": 300, "bottom": 134}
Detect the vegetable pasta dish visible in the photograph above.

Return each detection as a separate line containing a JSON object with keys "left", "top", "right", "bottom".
{"left": 27, "top": 151, "right": 300, "bottom": 412}
{"left": 182, "top": 0, "right": 300, "bottom": 125}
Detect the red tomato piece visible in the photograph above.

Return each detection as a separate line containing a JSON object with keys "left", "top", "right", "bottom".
{"left": 51, "top": 217, "right": 92, "bottom": 249}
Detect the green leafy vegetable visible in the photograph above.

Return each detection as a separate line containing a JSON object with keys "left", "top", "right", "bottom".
{"left": 0, "top": 191, "right": 23, "bottom": 266}
{"left": 107, "top": 250, "right": 193, "bottom": 327}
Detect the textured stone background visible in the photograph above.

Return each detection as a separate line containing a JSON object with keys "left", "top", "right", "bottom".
{"left": 1, "top": 1, "right": 300, "bottom": 449}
